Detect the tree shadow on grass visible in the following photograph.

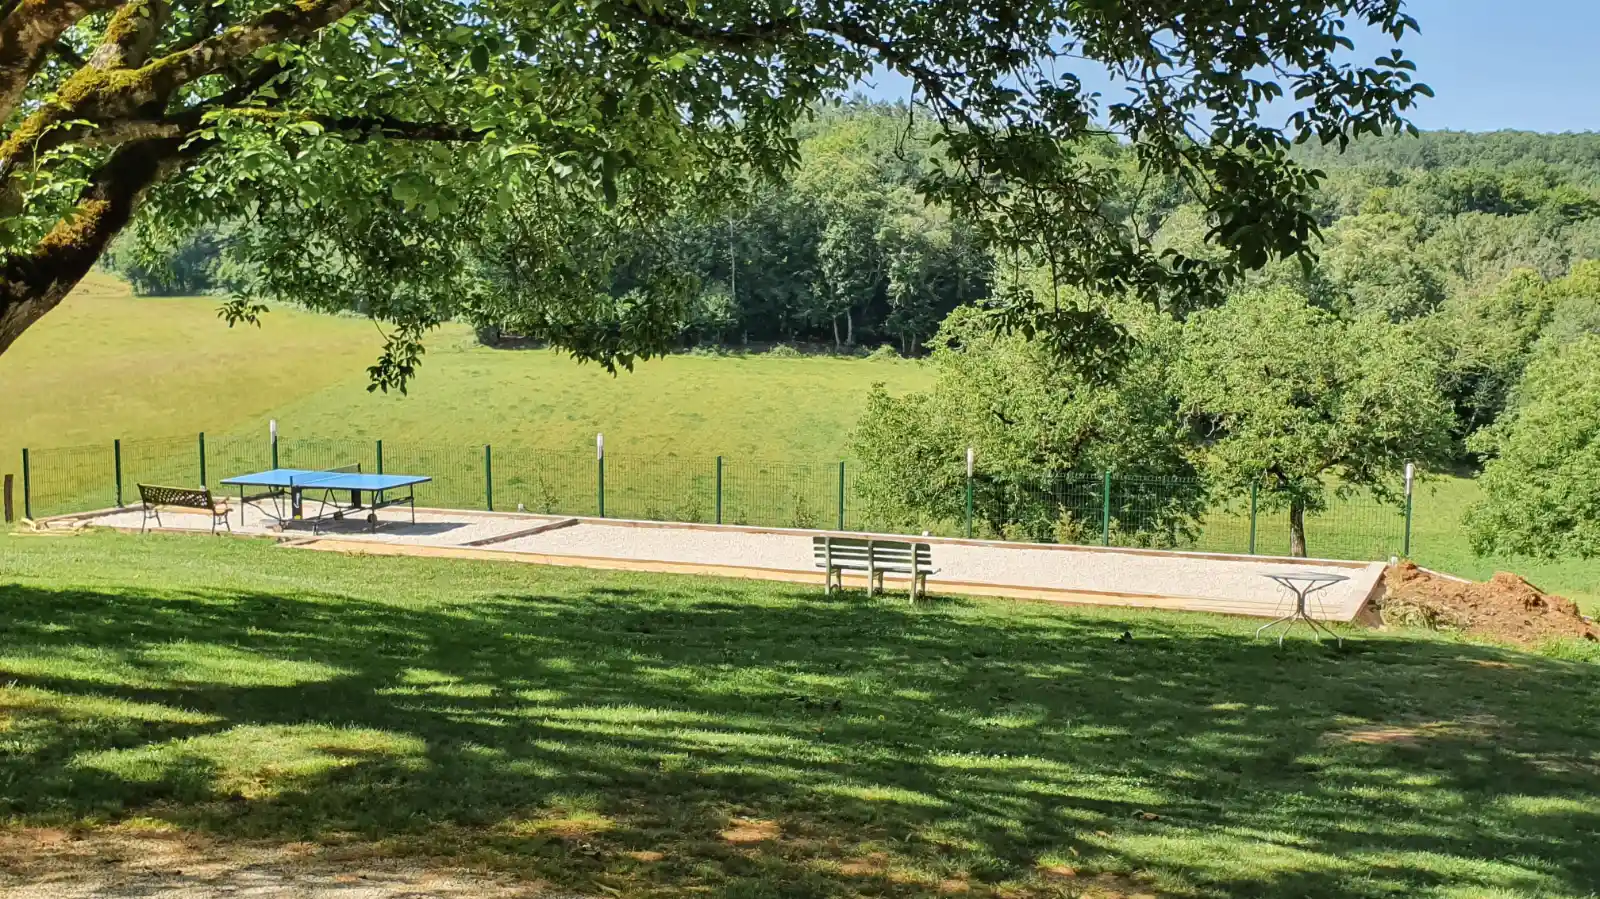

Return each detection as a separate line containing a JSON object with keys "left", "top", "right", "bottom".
{"left": 1, "top": 578, "right": 1598, "bottom": 898}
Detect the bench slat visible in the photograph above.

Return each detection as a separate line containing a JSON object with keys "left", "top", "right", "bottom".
{"left": 138, "top": 484, "right": 220, "bottom": 510}
{"left": 812, "top": 536, "right": 933, "bottom": 571}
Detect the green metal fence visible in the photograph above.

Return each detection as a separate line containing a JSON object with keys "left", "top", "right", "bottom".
{"left": 12, "top": 429, "right": 1414, "bottom": 562}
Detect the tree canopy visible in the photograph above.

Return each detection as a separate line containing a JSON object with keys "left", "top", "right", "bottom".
{"left": 1176, "top": 285, "right": 1453, "bottom": 556}
{"left": 1466, "top": 336, "right": 1600, "bottom": 560}
{"left": 0, "top": 0, "right": 1429, "bottom": 382}
{"left": 851, "top": 300, "right": 1199, "bottom": 544}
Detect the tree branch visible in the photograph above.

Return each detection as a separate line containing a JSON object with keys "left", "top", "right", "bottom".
{"left": 0, "top": 132, "right": 196, "bottom": 354}
{"left": 141, "top": 0, "right": 363, "bottom": 96}
{"left": 613, "top": 0, "right": 801, "bottom": 49}
{"left": 2, "top": 0, "right": 359, "bottom": 177}
{"left": 0, "top": 0, "right": 124, "bottom": 121}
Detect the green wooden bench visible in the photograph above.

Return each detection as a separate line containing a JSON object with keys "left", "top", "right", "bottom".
{"left": 137, "top": 484, "right": 232, "bottom": 534}
{"left": 812, "top": 535, "right": 936, "bottom": 602}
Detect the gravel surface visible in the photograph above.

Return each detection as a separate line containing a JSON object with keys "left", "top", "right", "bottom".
{"left": 58, "top": 507, "right": 1383, "bottom": 621}
{"left": 78, "top": 505, "right": 558, "bottom": 546}
{"left": 492, "top": 522, "right": 1383, "bottom": 620}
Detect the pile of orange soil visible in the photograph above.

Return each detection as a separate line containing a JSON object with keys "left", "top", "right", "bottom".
{"left": 1381, "top": 562, "right": 1598, "bottom": 647}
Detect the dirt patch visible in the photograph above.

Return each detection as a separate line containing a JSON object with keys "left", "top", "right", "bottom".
{"left": 718, "top": 818, "right": 780, "bottom": 845}
{"left": 1036, "top": 867, "right": 1159, "bottom": 898}
{"left": 1380, "top": 562, "right": 1598, "bottom": 647}
{"left": 0, "top": 828, "right": 568, "bottom": 898}
{"left": 623, "top": 850, "right": 665, "bottom": 863}
{"left": 837, "top": 852, "right": 890, "bottom": 876}
{"left": 1332, "top": 715, "right": 1499, "bottom": 747}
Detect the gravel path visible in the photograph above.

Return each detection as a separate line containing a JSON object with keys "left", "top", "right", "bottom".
{"left": 490, "top": 522, "right": 1382, "bottom": 620}
{"left": 79, "top": 505, "right": 558, "bottom": 547}
{"left": 55, "top": 508, "right": 1384, "bottom": 621}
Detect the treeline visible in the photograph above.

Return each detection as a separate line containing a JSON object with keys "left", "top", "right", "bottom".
{"left": 850, "top": 128, "right": 1600, "bottom": 557}
{"left": 106, "top": 102, "right": 995, "bottom": 355}
{"left": 108, "top": 111, "right": 1600, "bottom": 453}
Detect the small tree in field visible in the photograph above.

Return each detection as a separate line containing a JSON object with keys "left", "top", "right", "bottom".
{"left": 852, "top": 303, "right": 1202, "bottom": 544}
{"left": 1466, "top": 336, "right": 1600, "bottom": 559}
{"left": 1178, "top": 286, "right": 1452, "bottom": 557}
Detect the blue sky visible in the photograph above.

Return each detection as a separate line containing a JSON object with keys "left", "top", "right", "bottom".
{"left": 858, "top": 0, "right": 1600, "bottom": 134}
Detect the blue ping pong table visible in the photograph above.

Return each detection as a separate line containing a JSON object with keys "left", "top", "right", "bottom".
{"left": 220, "top": 468, "right": 431, "bottom": 532}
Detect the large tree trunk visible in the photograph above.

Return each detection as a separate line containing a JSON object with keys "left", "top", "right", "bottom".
{"left": 1289, "top": 497, "right": 1308, "bottom": 558}
{"left": 845, "top": 308, "right": 854, "bottom": 346}
{"left": 831, "top": 315, "right": 840, "bottom": 349}
{"left": 0, "top": 136, "right": 184, "bottom": 356}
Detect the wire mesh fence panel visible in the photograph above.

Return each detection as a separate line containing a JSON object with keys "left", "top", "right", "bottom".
{"left": 1190, "top": 500, "right": 1258, "bottom": 555}
{"left": 493, "top": 447, "right": 595, "bottom": 516}
{"left": 25, "top": 443, "right": 116, "bottom": 517}
{"left": 121, "top": 435, "right": 205, "bottom": 497}
{"left": 721, "top": 459, "right": 840, "bottom": 530}
{"left": 1247, "top": 490, "right": 1406, "bottom": 561}
{"left": 277, "top": 437, "right": 379, "bottom": 475}
{"left": 968, "top": 471, "right": 1104, "bottom": 543}
{"left": 377, "top": 441, "right": 486, "bottom": 510}
{"left": 841, "top": 465, "right": 966, "bottom": 537}
{"left": 206, "top": 433, "right": 275, "bottom": 486}
{"left": 16, "top": 426, "right": 1421, "bottom": 560}
{"left": 604, "top": 456, "right": 717, "bottom": 523}
{"left": 1108, "top": 474, "right": 1216, "bottom": 550}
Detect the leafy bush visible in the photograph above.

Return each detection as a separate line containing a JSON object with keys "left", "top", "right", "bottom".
{"left": 1467, "top": 335, "right": 1600, "bottom": 559}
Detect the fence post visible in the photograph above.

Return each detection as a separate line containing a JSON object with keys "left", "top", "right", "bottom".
{"left": 484, "top": 444, "right": 494, "bottom": 511}
{"left": 2, "top": 473, "right": 11, "bottom": 523}
{"left": 596, "top": 433, "right": 605, "bottom": 518}
{"left": 1402, "top": 462, "right": 1415, "bottom": 558}
{"left": 113, "top": 439, "right": 123, "bottom": 507}
{"left": 715, "top": 455, "right": 723, "bottom": 525}
{"left": 21, "top": 448, "right": 31, "bottom": 520}
{"left": 376, "top": 440, "right": 384, "bottom": 475}
{"left": 198, "top": 432, "right": 207, "bottom": 487}
{"left": 965, "top": 446, "right": 974, "bottom": 539}
{"left": 1101, "top": 470, "right": 1112, "bottom": 547}
{"left": 1248, "top": 482, "right": 1259, "bottom": 555}
{"left": 270, "top": 419, "right": 279, "bottom": 469}
{"left": 837, "top": 461, "right": 846, "bottom": 531}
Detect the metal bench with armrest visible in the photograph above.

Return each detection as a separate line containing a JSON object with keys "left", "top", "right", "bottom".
{"left": 137, "top": 484, "right": 232, "bottom": 534}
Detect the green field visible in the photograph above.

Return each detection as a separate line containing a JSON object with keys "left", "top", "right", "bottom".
{"left": 1, "top": 276, "right": 1594, "bottom": 606}
{"left": 2, "top": 531, "right": 1597, "bottom": 897}
{"left": 0, "top": 274, "right": 932, "bottom": 463}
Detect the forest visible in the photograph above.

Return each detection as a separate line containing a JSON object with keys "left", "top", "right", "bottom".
{"left": 106, "top": 105, "right": 1600, "bottom": 558}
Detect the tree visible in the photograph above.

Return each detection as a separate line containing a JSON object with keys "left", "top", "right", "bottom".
{"left": 1178, "top": 286, "right": 1453, "bottom": 557}
{"left": 0, "top": 0, "right": 1429, "bottom": 384}
{"left": 852, "top": 301, "right": 1202, "bottom": 544}
{"left": 1466, "top": 336, "right": 1600, "bottom": 559}
{"left": 1424, "top": 267, "right": 1553, "bottom": 448}
{"left": 1316, "top": 212, "right": 1443, "bottom": 320}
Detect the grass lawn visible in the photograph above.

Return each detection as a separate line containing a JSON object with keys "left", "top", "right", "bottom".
{"left": 0, "top": 275, "right": 932, "bottom": 467}
{"left": 1409, "top": 478, "right": 1600, "bottom": 610}
{"left": 3, "top": 530, "right": 1598, "bottom": 898}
